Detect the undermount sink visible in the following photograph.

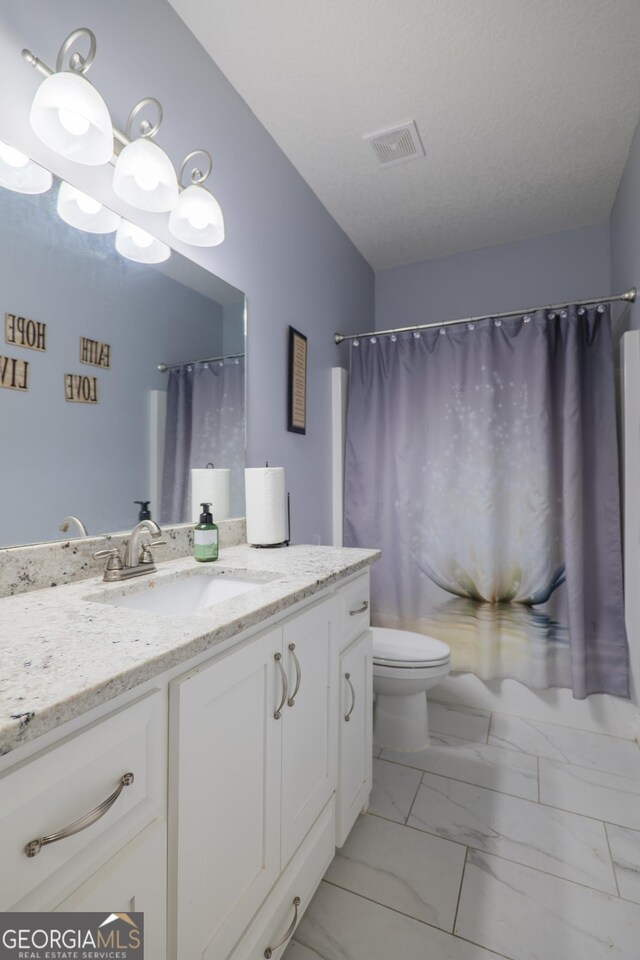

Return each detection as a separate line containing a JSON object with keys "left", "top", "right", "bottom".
{"left": 99, "top": 571, "right": 268, "bottom": 616}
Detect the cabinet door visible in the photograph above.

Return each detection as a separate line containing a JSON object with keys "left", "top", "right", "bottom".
{"left": 336, "top": 630, "right": 373, "bottom": 847}
{"left": 55, "top": 822, "right": 166, "bottom": 960}
{"left": 281, "top": 600, "right": 337, "bottom": 865}
{"left": 171, "top": 628, "right": 283, "bottom": 960}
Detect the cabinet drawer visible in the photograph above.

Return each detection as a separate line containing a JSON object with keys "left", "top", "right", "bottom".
{"left": 0, "top": 690, "right": 162, "bottom": 909}
{"left": 337, "top": 572, "right": 370, "bottom": 651}
{"left": 54, "top": 822, "right": 167, "bottom": 960}
{"left": 226, "top": 801, "right": 335, "bottom": 960}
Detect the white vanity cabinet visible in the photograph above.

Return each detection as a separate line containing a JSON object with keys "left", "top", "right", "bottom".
{"left": 0, "top": 557, "right": 375, "bottom": 960}
{"left": 170, "top": 596, "right": 338, "bottom": 960}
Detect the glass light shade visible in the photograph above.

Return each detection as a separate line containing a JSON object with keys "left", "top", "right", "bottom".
{"left": 168, "top": 183, "right": 225, "bottom": 246}
{"left": 0, "top": 139, "right": 52, "bottom": 194}
{"left": 115, "top": 220, "right": 170, "bottom": 263}
{"left": 29, "top": 72, "right": 113, "bottom": 165}
{"left": 113, "top": 138, "right": 178, "bottom": 212}
{"left": 57, "top": 181, "right": 121, "bottom": 234}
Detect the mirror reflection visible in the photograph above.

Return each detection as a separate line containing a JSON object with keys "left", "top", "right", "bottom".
{"left": 0, "top": 163, "right": 246, "bottom": 549}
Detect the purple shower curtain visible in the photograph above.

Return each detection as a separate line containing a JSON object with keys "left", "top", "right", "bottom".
{"left": 344, "top": 305, "right": 629, "bottom": 699}
{"left": 161, "top": 358, "right": 245, "bottom": 524}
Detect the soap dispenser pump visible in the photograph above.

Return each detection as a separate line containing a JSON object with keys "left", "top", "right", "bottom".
{"left": 135, "top": 501, "right": 152, "bottom": 521}
{"left": 194, "top": 502, "right": 218, "bottom": 562}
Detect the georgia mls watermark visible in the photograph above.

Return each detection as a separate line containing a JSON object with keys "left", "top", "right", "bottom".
{"left": 0, "top": 913, "right": 143, "bottom": 959}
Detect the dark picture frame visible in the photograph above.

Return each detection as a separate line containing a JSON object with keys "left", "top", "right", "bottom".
{"left": 287, "top": 325, "right": 307, "bottom": 434}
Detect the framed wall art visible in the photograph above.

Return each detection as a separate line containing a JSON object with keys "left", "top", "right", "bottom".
{"left": 287, "top": 325, "right": 307, "bottom": 434}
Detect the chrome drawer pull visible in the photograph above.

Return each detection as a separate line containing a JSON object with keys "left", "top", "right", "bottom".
{"left": 344, "top": 673, "right": 356, "bottom": 721}
{"left": 25, "top": 772, "right": 134, "bottom": 858}
{"left": 264, "top": 896, "right": 301, "bottom": 958}
{"left": 287, "top": 643, "right": 302, "bottom": 706}
{"left": 274, "top": 652, "right": 288, "bottom": 720}
{"left": 349, "top": 600, "right": 369, "bottom": 616}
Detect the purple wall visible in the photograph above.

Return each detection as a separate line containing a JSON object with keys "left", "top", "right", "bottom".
{"left": 0, "top": 1, "right": 374, "bottom": 545}
{"left": 611, "top": 117, "right": 640, "bottom": 331}
{"left": 376, "top": 226, "right": 610, "bottom": 332}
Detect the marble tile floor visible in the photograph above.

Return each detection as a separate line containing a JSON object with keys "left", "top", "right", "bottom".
{"left": 285, "top": 700, "right": 640, "bottom": 960}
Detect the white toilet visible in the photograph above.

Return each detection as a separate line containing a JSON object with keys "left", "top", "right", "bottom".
{"left": 372, "top": 627, "right": 451, "bottom": 752}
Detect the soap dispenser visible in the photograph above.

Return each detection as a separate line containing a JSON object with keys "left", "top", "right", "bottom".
{"left": 194, "top": 502, "right": 218, "bottom": 562}
{"left": 135, "top": 501, "right": 152, "bottom": 521}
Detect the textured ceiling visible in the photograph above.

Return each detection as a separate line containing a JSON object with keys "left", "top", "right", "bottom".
{"left": 168, "top": 0, "right": 640, "bottom": 270}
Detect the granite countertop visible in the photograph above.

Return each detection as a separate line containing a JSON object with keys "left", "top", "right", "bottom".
{"left": 0, "top": 544, "right": 379, "bottom": 757}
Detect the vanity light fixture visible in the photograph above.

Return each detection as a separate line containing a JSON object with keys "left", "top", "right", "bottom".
{"left": 25, "top": 29, "right": 113, "bottom": 165}
{"left": 115, "top": 219, "right": 170, "bottom": 264}
{"left": 57, "top": 181, "right": 121, "bottom": 234}
{"left": 169, "top": 150, "right": 225, "bottom": 247}
{"left": 113, "top": 99, "right": 179, "bottom": 212}
{"left": 0, "top": 138, "right": 52, "bottom": 194}
{"left": 22, "top": 27, "right": 225, "bottom": 248}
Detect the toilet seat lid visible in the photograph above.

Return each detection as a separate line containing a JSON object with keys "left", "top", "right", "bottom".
{"left": 372, "top": 628, "right": 450, "bottom": 667}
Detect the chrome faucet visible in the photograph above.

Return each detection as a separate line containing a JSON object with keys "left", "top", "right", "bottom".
{"left": 93, "top": 519, "right": 166, "bottom": 582}
{"left": 59, "top": 516, "right": 88, "bottom": 537}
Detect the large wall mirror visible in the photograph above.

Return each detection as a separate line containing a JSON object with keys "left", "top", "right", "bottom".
{"left": 0, "top": 152, "right": 246, "bottom": 549}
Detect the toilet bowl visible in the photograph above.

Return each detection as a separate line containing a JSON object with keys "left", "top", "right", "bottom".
{"left": 372, "top": 627, "right": 451, "bottom": 753}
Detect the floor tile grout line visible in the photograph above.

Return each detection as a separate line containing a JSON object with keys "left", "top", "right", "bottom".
{"left": 364, "top": 810, "right": 620, "bottom": 898}
{"left": 376, "top": 755, "right": 538, "bottom": 803}
{"left": 375, "top": 755, "right": 640, "bottom": 829}
{"left": 471, "top": 704, "right": 640, "bottom": 744}
{"left": 406, "top": 767, "right": 618, "bottom": 822}
{"left": 365, "top": 809, "right": 468, "bottom": 850}
{"left": 383, "top": 745, "right": 640, "bottom": 785}
{"left": 430, "top": 699, "right": 640, "bottom": 749}
{"left": 451, "top": 845, "right": 469, "bottom": 933}
{"left": 537, "top": 755, "right": 540, "bottom": 803}
{"left": 533, "top": 793, "right": 640, "bottom": 830}
{"left": 603, "top": 822, "right": 622, "bottom": 898}
{"left": 319, "top": 878, "right": 516, "bottom": 960}
{"left": 403, "top": 769, "right": 425, "bottom": 825}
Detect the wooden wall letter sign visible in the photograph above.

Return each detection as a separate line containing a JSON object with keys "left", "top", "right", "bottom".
{"left": 5, "top": 312, "right": 46, "bottom": 352}
{"left": 64, "top": 373, "right": 98, "bottom": 403}
{"left": 80, "top": 337, "right": 111, "bottom": 368}
{"left": 0, "top": 355, "right": 29, "bottom": 391}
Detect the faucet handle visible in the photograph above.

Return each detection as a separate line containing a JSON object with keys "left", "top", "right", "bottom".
{"left": 92, "top": 548, "right": 124, "bottom": 572}
{"left": 140, "top": 540, "right": 167, "bottom": 564}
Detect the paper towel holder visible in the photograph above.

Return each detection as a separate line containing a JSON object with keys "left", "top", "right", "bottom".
{"left": 252, "top": 491, "right": 291, "bottom": 549}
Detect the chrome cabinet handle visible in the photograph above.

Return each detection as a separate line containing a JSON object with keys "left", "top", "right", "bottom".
{"left": 274, "top": 653, "right": 288, "bottom": 720}
{"left": 25, "top": 772, "right": 134, "bottom": 858}
{"left": 264, "top": 896, "right": 301, "bottom": 958}
{"left": 287, "top": 643, "right": 302, "bottom": 706}
{"left": 349, "top": 600, "right": 369, "bottom": 616}
{"left": 344, "top": 673, "right": 356, "bottom": 722}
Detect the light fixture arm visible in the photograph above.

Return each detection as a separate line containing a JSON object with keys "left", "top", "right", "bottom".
{"left": 179, "top": 149, "right": 212, "bottom": 187}
{"left": 126, "top": 98, "right": 163, "bottom": 140}
{"left": 55, "top": 28, "right": 97, "bottom": 74}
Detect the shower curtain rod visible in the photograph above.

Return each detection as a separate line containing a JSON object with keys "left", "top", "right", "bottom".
{"left": 333, "top": 287, "right": 637, "bottom": 344}
{"left": 157, "top": 351, "right": 244, "bottom": 372}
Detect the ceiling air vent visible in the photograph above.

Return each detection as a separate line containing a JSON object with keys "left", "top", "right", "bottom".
{"left": 365, "top": 121, "right": 425, "bottom": 167}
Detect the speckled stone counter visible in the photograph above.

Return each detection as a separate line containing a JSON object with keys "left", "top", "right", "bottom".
{"left": 0, "top": 518, "right": 246, "bottom": 597}
{"left": 0, "top": 544, "right": 379, "bottom": 756}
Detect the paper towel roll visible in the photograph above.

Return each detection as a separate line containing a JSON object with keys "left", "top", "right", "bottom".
{"left": 191, "top": 468, "right": 231, "bottom": 523}
{"left": 245, "top": 467, "right": 287, "bottom": 545}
